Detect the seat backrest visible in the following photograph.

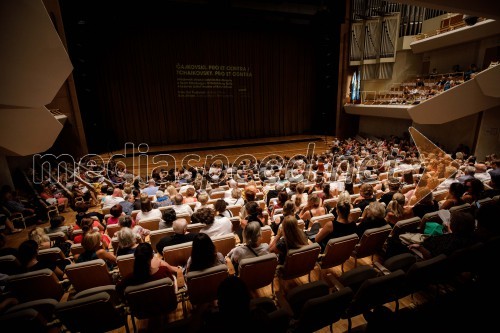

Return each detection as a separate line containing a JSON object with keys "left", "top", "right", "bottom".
{"left": 116, "top": 254, "right": 135, "bottom": 278}
{"left": 227, "top": 205, "right": 242, "bottom": 217}
{"left": 320, "top": 233, "right": 359, "bottom": 270}
{"left": 65, "top": 259, "right": 113, "bottom": 292}
{"left": 185, "top": 264, "right": 228, "bottom": 306}
{"left": 46, "top": 232, "right": 66, "bottom": 247}
{"left": 138, "top": 218, "right": 160, "bottom": 231}
{"left": 187, "top": 223, "right": 206, "bottom": 234}
{"left": 37, "top": 247, "right": 65, "bottom": 263}
{"left": 162, "top": 242, "right": 193, "bottom": 267}
{"left": 449, "top": 203, "right": 472, "bottom": 214}
{"left": 238, "top": 253, "right": 278, "bottom": 291}
{"left": 261, "top": 225, "right": 272, "bottom": 245}
{"left": 211, "top": 233, "right": 236, "bottom": 257}
{"left": 55, "top": 292, "right": 126, "bottom": 332}
{"left": 353, "top": 224, "right": 392, "bottom": 259}
{"left": 382, "top": 253, "right": 417, "bottom": 273}
{"left": 0, "top": 255, "right": 21, "bottom": 275}
{"left": 106, "top": 224, "right": 121, "bottom": 238}
{"left": 390, "top": 217, "right": 421, "bottom": 239}
{"left": 346, "top": 269, "right": 405, "bottom": 318}
{"left": 280, "top": 243, "right": 321, "bottom": 280}
{"left": 211, "top": 192, "right": 225, "bottom": 199}
{"left": 149, "top": 228, "right": 175, "bottom": 252}
{"left": 70, "top": 243, "right": 85, "bottom": 256}
{"left": 433, "top": 189, "right": 448, "bottom": 202}
{"left": 420, "top": 211, "right": 443, "bottom": 231}
{"left": 131, "top": 210, "right": 140, "bottom": 221}
{"left": 295, "top": 287, "right": 354, "bottom": 333}
{"left": 348, "top": 208, "right": 362, "bottom": 223}
{"left": 6, "top": 269, "right": 64, "bottom": 302}
{"left": 177, "top": 212, "right": 191, "bottom": 224}
{"left": 0, "top": 308, "right": 48, "bottom": 331}
{"left": 286, "top": 280, "right": 330, "bottom": 317}
{"left": 404, "top": 254, "right": 447, "bottom": 295}
{"left": 124, "top": 278, "right": 178, "bottom": 319}
{"left": 322, "top": 198, "right": 337, "bottom": 209}
{"left": 310, "top": 213, "right": 334, "bottom": 228}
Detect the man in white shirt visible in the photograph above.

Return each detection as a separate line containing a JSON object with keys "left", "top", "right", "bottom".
{"left": 194, "top": 207, "right": 232, "bottom": 238}
{"left": 172, "top": 194, "right": 193, "bottom": 216}
{"left": 474, "top": 164, "right": 491, "bottom": 183}
{"left": 102, "top": 188, "right": 124, "bottom": 210}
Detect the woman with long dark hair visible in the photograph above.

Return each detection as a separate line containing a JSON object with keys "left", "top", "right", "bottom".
{"left": 185, "top": 233, "right": 225, "bottom": 274}
{"left": 116, "top": 243, "right": 176, "bottom": 296}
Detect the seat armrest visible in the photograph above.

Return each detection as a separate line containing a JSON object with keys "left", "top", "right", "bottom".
{"left": 225, "top": 257, "right": 235, "bottom": 276}
{"left": 176, "top": 267, "right": 185, "bottom": 290}
{"left": 326, "top": 274, "right": 346, "bottom": 291}
{"left": 373, "top": 261, "right": 391, "bottom": 275}
{"left": 275, "top": 290, "right": 294, "bottom": 317}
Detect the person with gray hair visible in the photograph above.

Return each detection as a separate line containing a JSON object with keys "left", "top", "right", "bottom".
{"left": 224, "top": 188, "right": 244, "bottom": 206}
{"left": 155, "top": 218, "right": 195, "bottom": 254}
{"left": 356, "top": 201, "right": 388, "bottom": 238}
{"left": 116, "top": 227, "right": 140, "bottom": 256}
{"left": 227, "top": 221, "right": 270, "bottom": 273}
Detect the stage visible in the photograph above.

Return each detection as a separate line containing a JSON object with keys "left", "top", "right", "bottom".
{"left": 105, "top": 135, "right": 333, "bottom": 174}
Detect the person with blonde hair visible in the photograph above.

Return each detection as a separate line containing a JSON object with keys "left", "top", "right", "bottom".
{"left": 28, "top": 227, "right": 50, "bottom": 250}
{"left": 194, "top": 192, "right": 213, "bottom": 212}
{"left": 299, "top": 193, "right": 326, "bottom": 230}
{"left": 385, "top": 193, "right": 407, "bottom": 225}
{"left": 269, "top": 216, "right": 308, "bottom": 264}
{"left": 166, "top": 185, "right": 178, "bottom": 199}
{"left": 291, "top": 182, "right": 308, "bottom": 208}
{"left": 76, "top": 230, "right": 116, "bottom": 270}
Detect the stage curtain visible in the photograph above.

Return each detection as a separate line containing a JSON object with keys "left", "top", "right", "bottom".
{"left": 92, "top": 28, "right": 315, "bottom": 149}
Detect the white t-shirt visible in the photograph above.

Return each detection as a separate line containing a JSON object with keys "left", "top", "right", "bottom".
{"left": 173, "top": 204, "right": 194, "bottom": 216}
{"left": 136, "top": 209, "right": 162, "bottom": 222}
{"left": 200, "top": 217, "right": 232, "bottom": 238}
{"left": 102, "top": 196, "right": 125, "bottom": 210}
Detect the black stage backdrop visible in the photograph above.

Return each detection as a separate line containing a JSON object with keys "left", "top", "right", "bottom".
{"left": 61, "top": 2, "right": 319, "bottom": 152}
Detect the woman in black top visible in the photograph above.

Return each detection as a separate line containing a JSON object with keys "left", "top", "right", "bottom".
{"left": 315, "top": 201, "right": 357, "bottom": 252}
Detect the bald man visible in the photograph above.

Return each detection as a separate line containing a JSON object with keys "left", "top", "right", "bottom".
{"left": 102, "top": 188, "right": 124, "bottom": 210}
{"left": 155, "top": 218, "right": 196, "bottom": 254}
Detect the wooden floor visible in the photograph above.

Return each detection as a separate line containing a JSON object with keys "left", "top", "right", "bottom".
{"left": 102, "top": 135, "right": 333, "bottom": 176}
{"left": 3, "top": 137, "right": 490, "bottom": 332}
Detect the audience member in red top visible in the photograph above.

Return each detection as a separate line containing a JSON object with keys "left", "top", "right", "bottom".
{"left": 73, "top": 217, "right": 110, "bottom": 247}
{"left": 106, "top": 204, "right": 124, "bottom": 225}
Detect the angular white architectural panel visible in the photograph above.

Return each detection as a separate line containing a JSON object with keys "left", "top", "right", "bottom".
{"left": 0, "top": 107, "right": 63, "bottom": 156}
{"left": 475, "top": 64, "right": 500, "bottom": 98}
{"left": 0, "top": 0, "right": 73, "bottom": 107}
{"left": 409, "top": 65, "right": 500, "bottom": 124}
